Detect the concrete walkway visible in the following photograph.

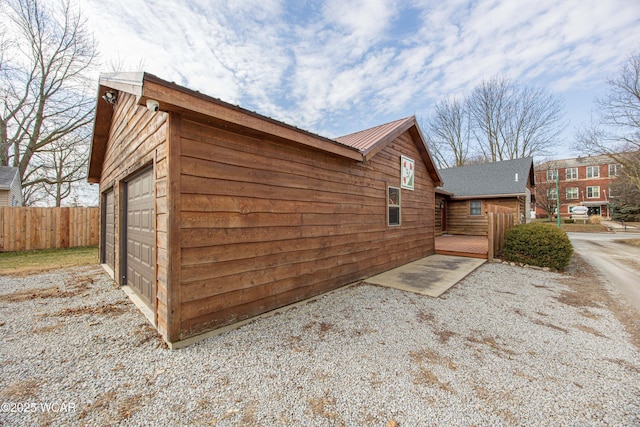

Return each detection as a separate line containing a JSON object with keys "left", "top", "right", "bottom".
{"left": 365, "top": 254, "right": 486, "bottom": 297}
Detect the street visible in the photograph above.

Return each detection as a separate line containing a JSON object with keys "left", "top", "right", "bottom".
{"left": 568, "top": 232, "right": 640, "bottom": 312}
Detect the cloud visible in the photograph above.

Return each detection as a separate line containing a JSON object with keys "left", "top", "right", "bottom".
{"left": 79, "top": 0, "right": 640, "bottom": 139}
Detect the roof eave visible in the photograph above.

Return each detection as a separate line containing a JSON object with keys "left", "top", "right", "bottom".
{"left": 87, "top": 72, "right": 364, "bottom": 183}
{"left": 449, "top": 193, "right": 527, "bottom": 200}
{"left": 140, "top": 74, "right": 363, "bottom": 162}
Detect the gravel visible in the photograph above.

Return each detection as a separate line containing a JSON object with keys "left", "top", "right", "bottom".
{"left": 1, "top": 262, "right": 639, "bottom": 426}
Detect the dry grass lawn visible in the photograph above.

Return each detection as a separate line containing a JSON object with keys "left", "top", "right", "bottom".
{"left": 0, "top": 246, "right": 98, "bottom": 276}
{"left": 617, "top": 238, "right": 640, "bottom": 248}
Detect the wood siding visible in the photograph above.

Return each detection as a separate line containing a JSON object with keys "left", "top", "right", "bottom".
{"left": 0, "top": 207, "right": 98, "bottom": 251}
{"left": 177, "top": 119, "right": 435, "bottom": 338}
{"left": 98, "top": 93, "right": 169, "bottom": 337}
{"left": 446, "top": 200, "right": 488, "bottom": 236}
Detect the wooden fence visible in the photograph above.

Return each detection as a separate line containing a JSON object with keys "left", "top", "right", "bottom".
{"left": 487, "top": 204, "right": 517, "bottom": 260}
{"left": 0, "top": 207, "right": 99, "bottom": 252}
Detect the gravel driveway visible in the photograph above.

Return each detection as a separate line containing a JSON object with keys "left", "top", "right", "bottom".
{"left": 1, "top": 261, "right": 639, "bottom": 426}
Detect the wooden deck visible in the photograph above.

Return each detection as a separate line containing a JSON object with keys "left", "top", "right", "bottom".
{"left": 435, "top": 235, "right": 489, "bottom": 259}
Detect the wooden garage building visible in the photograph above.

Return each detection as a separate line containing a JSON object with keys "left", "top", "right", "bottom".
{"left": 88, "top": 72, "right": 442, "bottom": 347}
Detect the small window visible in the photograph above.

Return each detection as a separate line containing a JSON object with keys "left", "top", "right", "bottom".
{"left": 469, "top": 200, "right": 482, "bottom": 216}
{"left": 546, "top": 169, "right": 558, "bottom": 182}
{"left": 586, "top": 166, "right": 599, "bottom": 178}
{"left": 566, "top": 187, "right": 578, "bottom": 200}
{"left": 587, "top": 186, "right": 600, "bottom": 198}
{"left": 566, "top": 168, "right": 578, "bottom": 180}
{"left": 608, "top": 187, "right": 614, "bottom": 197}
{"left": 547, "top": 188, "right": 557, "bottom": 200}
{"left": 388, "top": 186, "right": 401, "bottom": 226}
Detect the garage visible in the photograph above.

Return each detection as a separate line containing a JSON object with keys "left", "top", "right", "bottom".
{"left": 87, "top": 72, "right": 442, "bottom": 347}
{"left": 102, "top": 188, "right": 115, "bottom": 271}
{"left": 124, "top": 167, "right": 155, "bottom": 308}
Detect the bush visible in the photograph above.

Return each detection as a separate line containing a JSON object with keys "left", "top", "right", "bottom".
{"left": 502, "top": 223, "right": 573, "bottom": 270}
{"left": 589, "top": 215, "right": 602, "bottom": 224}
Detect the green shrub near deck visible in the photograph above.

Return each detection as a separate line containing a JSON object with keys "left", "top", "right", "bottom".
{"left": 502, "top": 223, "right": 573, "bottom": 270}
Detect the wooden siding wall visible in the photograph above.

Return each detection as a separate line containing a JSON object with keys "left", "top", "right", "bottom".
{"left": 98, "top": 93, "right": 169, "bottom": 336}
{"left": 487, "top": 197, "right": 523, "bottom": 223}
{"left": 446, "top": 197, "right": 523, "bottom": 236}
{"left": 446, "top": 200, "right": 488, "bottom": 236}
{"left": 0, "top": 207, "right": 98, "bottom": 251}
{"left": 177, "top": 119, "right": 435, "bottom": 338}
{"left": 435, "top": 194, "right": 445, "bottom": 236}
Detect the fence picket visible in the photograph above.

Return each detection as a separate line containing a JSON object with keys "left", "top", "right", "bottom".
{"left": 0, "top": 207, "right": 99, "bottom": 252}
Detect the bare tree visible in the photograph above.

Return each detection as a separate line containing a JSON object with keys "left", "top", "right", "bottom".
{"left": 534, "top": 160, "right": 569, "bottom": 220}
{"left": 468, "top": 76, "right": 565, "bottom": 162}
{"left": 422, "top": 96, "right": 471, "bottom": 168}
{"left": 25, "top": 130, "right": 89, "bottom": 206}
{"left": 422, "top": 76, "right": 565, "bottom": 167}
{"left": 0, "top": 0, "right": 97, "bottom": 204}
{"left": 576, "top": 53, "right": 640, "bottom": 191}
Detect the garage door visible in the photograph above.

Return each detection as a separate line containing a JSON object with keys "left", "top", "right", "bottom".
{"left": 125, "top": 167, "right": 155, "bottom": 307}
{"left": 103, "top": 189, "right": 115, "bottom": 270}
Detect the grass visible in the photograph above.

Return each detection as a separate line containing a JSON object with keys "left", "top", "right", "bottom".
{"left": 532, "top": 219, "right": 609, "bottom": 233}
{"left": 617, "top": 239, "right": 640, "bottom": 248}
{"left": 0, "top": 246, "right": 98, "bottom": 276}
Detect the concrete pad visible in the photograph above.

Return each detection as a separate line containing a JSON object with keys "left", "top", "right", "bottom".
{"left": 365, "top": 254, "right": 486, "bottom": 297}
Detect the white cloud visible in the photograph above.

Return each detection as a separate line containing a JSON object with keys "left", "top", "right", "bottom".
{"left": 79, "top": 0, "right": 640, "bottom": 141}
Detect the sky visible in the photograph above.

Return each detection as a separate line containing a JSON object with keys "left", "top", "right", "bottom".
{"left": 78, "top": 0, "right": 639, "bottom": 161}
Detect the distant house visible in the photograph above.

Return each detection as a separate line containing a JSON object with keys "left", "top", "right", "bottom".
{"left": 535, "top": 154, "right": 621, "bottom": 218}
{"left": 435, "top": 158, "right": 535, "bottom": 236}
{"left": 88, "top": 72, "right": 442, "bottom": 347}
{"left": 0, "top": 166, "right": 23, "bottom": 207}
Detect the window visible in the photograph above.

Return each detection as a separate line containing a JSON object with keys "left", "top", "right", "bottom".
{"left": 388, "top": 186, "right": 401, "bottom": 226}
{"left": 609, "top": 164, "right": 621, "bottom": 177}
{"left": 608, "top": 187, "right": 614, "bottom": 197}
{"left": 566, "top": 187, "right": 578, "bottom": 199}
{"left": 546, "top": 169, "right": 558, "bottom": 182}
{"left": 469, "top": 200, "right": 482, "bottom": 216}
{"left": 586, "top": 186, "right": 600, "bottom": 198}
{"left": 586, "top": 166, "right": 599, "bottom": 178}
{"left": 547, "top": 188, "right": 557, "bottom": 200}
{"left": 566, "top": 168, "right": 578, "bottom": 180}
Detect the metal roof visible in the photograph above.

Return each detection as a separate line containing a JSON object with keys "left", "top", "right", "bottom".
{"left": 335, "top": 116, "right": 414, "bottom": 151}
{"left": 438, "top": 157, "right": 534, "bottom": 198}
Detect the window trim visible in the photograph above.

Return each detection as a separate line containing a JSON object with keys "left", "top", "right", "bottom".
{"left": 609, "top": 164, "right": 620, "bottom": 177}
{"left": 547, "top": 188, "right": 557, "bottom": 200}
{"left": 586, "top": 166, "right": 599, "bottom": 178}
{"left": 387, "top": 186, "right": 401, "bottom": 226}
{"left": 469, "top": 200, "right": 482, "bottom": 216}
{"left": 566, "top": 187, "right": 579, "bottom": 200}
{"left": 566, "top": 167, "right": 578, "bottom": 180}
{"left": 586, "top": 186, "right": 600, "bottom": 199}
{"left": 546, "top": 169, "right": 558, "bottom": 182}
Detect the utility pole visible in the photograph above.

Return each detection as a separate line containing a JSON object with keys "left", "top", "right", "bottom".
{"left": 556, "top": 170, "right": 561, "bottom": 228}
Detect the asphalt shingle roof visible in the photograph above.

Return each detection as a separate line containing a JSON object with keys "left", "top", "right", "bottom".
{"left": 438, "top": 157, "right": 534, "bottom": 197}
{"left": 0, "top": 166, "right": 18, "bottom": 190}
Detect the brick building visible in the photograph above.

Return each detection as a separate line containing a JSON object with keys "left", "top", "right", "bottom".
{"left": 534, "top": 154, "right": 621, "bottom": 218}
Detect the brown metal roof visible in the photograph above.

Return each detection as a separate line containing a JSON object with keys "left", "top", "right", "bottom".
{"left": 335, "top": 116, "right": 415, "bottom": 152}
